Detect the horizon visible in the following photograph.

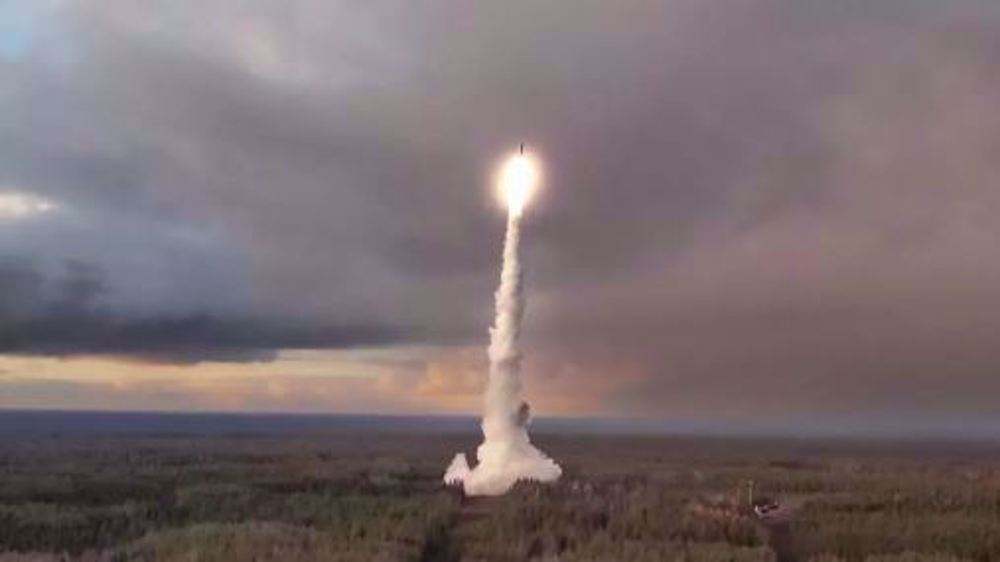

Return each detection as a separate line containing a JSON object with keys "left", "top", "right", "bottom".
{"left": 3, "top": 408, "right": 1000, "bottom": 442}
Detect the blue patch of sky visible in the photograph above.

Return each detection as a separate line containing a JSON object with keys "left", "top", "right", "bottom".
{"left": 0, "top": 0, "right": 62, "bottom": 60}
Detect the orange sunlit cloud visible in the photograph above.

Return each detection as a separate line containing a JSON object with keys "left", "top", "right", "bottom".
{"left": 0, "top": 346, "right": 606, "bottom": 416}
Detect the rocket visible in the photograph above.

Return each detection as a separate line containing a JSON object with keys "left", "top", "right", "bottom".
{"left": 520, "top": 143, "right": 524, "bottom": 155}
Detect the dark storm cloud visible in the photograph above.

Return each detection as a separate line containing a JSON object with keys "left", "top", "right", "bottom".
{"left": 3, "top": 0, "right": 1000, "bottom": 426}
{"left": 0, "top": 258, "right": 401, "bottom": 362}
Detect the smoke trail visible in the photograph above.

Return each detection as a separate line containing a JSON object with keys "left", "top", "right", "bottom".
{"left": 444, "top": 206, "right": 562, "bottom": 496}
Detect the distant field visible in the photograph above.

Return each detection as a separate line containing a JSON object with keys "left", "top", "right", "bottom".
{"left": 1, "top": 418, "right": 999, "bottom": 561}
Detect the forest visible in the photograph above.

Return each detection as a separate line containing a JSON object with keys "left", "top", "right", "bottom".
{"left": 1, "top": 430, "right": 998, "bottom": 561}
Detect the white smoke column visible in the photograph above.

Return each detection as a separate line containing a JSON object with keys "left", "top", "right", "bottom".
{"left": 444, "top": 153, "right": 562, "bottom": 496}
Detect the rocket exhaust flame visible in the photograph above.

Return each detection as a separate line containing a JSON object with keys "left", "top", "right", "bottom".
{"left": 444, "top": 148, "right": 561, "bottom": 496}
{"left": 497, "top": 153, "right": 539, "bottom": 218}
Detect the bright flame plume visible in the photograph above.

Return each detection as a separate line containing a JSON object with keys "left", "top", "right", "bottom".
{"left": 497, "top": 153, "right": 540, "bottom": 217}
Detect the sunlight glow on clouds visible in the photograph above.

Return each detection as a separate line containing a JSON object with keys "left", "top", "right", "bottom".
{"left": 0, "top": 347, "right": 597, "bottom": 416}
{"left": 0, "top": 191, "right": 58, "bottom": 220}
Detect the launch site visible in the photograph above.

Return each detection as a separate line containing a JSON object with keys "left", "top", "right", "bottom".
{"left": 3, "top": 1, "right": 1000, "bottom": 561}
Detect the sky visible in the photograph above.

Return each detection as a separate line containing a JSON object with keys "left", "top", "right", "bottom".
{"left": 2, "top": 0, "right": 1000, "bottom": 435}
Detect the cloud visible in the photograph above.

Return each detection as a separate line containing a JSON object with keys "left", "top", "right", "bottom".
{"left": 2, "top": 0, "right": 1000, "bottom": 426}
{"left": 0, "top": 347, "right": 461, "bottom": 414}
{"left": 0, "top": 258, "right": 402, "bottom": 363}
{"left": 531, "top": 25, "right": 1000, "bottom": 424}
